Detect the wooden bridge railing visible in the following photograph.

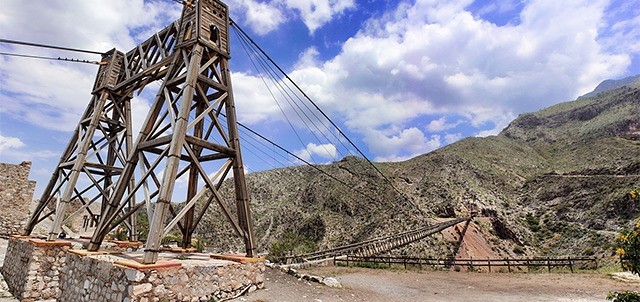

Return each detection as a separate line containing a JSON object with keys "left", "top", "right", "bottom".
{"left": 283, "top": 217, "right": 471, "bottom": 264}
{"left": 336, "top": 255, "right": 599, "bottom": 273}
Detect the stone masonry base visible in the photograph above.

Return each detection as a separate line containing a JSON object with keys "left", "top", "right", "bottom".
{"left": 1, "top": 236, "right": 70, "bottom": 301}
{"left": 1, "top": 237, "right": 265, "bottom": 302}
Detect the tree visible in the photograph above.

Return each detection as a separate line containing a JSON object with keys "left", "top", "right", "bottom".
{"left": 616, "top": 189, "right": 640, "bottom": 275}
{"left": 608, "top": 189, "right": 640, "bottom": 302}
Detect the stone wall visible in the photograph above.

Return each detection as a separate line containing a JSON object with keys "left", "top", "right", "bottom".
{"left": 2, "top": 236, "right": 265, "bottom": 302}
{"left": 60, "top": 253, "right": 265, "bottom": 302}
{"left": 1, "top": 237, "right": 70, "bottom": 301}
{"left": 0, "top": 161, "right": 36, "bottom": 236}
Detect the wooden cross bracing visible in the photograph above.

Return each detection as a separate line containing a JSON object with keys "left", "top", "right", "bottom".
{"left": 24, "top": 0, "right": 256, "bottom": 263}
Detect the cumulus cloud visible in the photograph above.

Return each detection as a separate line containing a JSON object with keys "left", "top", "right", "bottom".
{"left": 0, "top": 134, "right": 25, "bottom": 153}
{"left": 231, "top": 72, "right": 282, "bottom": 124}
{"left": 1, "top": 0, "right": 637, "bottom": 167}
{"left": 0, "top": 0, "right": 182, "bottom": 132}
{"left": 281, "top": 0, "right": 633, "bottom": 159}
{"left": 426, "top": 117, "right": 462, "bottom": 132}
{"left": 280, "top": 0, "right": 356, "bottom": 34}
{"left": 227, "top": 0, "right": 286, "bottom": 35}
{"left": 365, "top": 128, "right": 442, "bottom": 162}
{"left": 294, "top": 142, "right": 338, "bottom": 163}
{"left": 227, "top": 0, "right": 355, "bottom": 35}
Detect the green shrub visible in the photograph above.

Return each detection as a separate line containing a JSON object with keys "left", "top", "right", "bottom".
{"left": 525, "top": 213, "right": 541, "bottom": 232}
{"left": 615, "top": 189, "right": 640, "bottom": 275}
{"left": 513, "top": 245, "right": 525, "bottom": 254}
{"left": 268, "top": 231, "right": 318, "bottom": 262}
{"left": 194, "top": 238, "right": 206, "bottom": 252}
{"left": 607, "top": 291, "right": 640, "bottom": 302}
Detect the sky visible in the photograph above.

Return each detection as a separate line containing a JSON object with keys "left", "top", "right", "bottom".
{"left": 0, "top": 0, "right": 639, "bottom": 198}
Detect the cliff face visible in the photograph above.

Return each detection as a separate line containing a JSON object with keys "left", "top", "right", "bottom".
{"left": 196, "top": 78, "right": 640, "bottom": 259}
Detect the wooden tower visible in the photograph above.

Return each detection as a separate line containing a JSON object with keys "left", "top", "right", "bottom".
{"left": 26, "top": 0, "right": 256, "bottom": 264}
{"left": 88, "top": 0, "right": 255, "bottom": 263}
{"left": 24, "top": 49, "right": 138, "bottom": 241}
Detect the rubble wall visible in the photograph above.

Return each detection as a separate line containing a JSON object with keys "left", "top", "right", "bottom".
{"left": 0, "top": 161, "right": 36, "bottom": 236}
{"left": 0, "top": 237, "right": 70, "bottom": 301}
{"left": 60, "top": 253, "right": 265, "bottom": 302}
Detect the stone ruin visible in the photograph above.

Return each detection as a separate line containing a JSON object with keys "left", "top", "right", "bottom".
{"left": 0, "top": 161, "right": 265, "bottom": 301}
{"left": 0, "top": 161, "right": 36, "bottom": 237}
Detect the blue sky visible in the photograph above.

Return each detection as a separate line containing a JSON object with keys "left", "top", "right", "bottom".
{"left": 0, "top": 0, "right": 639, "bottom": 198}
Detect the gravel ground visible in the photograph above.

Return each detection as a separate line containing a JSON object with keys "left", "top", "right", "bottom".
{"left": 2, "top": 238, "right": 638, "bottom": 302}
{"left": 231, "top": 266, "right": 640, "bottom": 302}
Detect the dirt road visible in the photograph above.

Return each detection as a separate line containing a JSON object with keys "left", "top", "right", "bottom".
{"left": 1, "top": 237, "right": 638, "bottom": 302}
{"left": 231, "top": 266, "right": 640, "bottom": 302}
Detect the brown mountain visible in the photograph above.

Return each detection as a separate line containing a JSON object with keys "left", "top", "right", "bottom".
{"left": 196, "top": 77, "right": 640, "bottom": 260}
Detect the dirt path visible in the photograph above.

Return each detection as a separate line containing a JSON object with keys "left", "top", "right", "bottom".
{"left": 232, "top": 266, "right": 640, "bottom": 302}
{"left": 2, "top": 237, "right": 638, "bottom": 302}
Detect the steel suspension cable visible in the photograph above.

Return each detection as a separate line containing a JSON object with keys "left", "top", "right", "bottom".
{"left": 232, "top": 118, "right": 379, "bottom": 203}
{"left": 232, "top": 25, "right": 350, "bottom": 163}
{"left": 0, "top": 38, "right": 104, "bottom": 55}
{"left": 0, "top": 52, "right": 103, "bottom": 65}
{"left": 231, "top": 26, "right": 317, "bottom": 163}
{"left": 230, "top": 20, "right": 401, "bottom": 194}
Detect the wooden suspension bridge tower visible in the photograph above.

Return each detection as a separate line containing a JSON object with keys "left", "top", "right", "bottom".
{"left": 24, "top": 0, "right": 256, "bottom": 263}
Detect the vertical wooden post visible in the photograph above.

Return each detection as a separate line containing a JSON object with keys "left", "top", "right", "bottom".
{"left": 222, "top": 58, "right": 256, "bottom": 257}
{"left": 143, "top": 45, "right": 204, "bottom": 264}
{"left": 569, "top": 258, "right": 573, "bottom": 273}
{"left": 48, "top": 91, "right": 110, "bottom": 241}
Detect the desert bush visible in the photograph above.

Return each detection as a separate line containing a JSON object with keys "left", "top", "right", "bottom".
{"left": 615, "top": 189, "right": 640, "bottom": 275}
{"left": 607, "top": 291, "right": 640, "bottom": 302}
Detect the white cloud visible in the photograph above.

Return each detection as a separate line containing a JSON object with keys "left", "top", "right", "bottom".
{"left": 426, "top": 117, "right": 461, "bottom": 132}
{"left": 444, "top": 133, "right": 463, "bottom": 144}
{"left": 229, "top": 0, "right": 286, "bottom": 35}
{"left": 227, "top": 0, "right": 355, "bottom": 35}
{"left": 294, "top": 142, "right": 337, "bottom": 162}
{"left": 231, "top": 72, "right": 282, "bottom": 124}
{"left": 0, "top": 0, "right": 182, "bottom": 132}
{"left": 365, "top": 128, "right": 442, "bottom": 162}
{"left": 295, "top": 47, "right": 322, "bottom": 68}
{"left": 278, "top": 0, "right": 633, "bottom": 160}
{"left": 0, "top": 134, "right": 25, "bottom": 153}
{"left": 0, "top": 134, "right": 58, "bottom": 162}
{"left": 280, "top": 0, "right": 356, "bottom": 34}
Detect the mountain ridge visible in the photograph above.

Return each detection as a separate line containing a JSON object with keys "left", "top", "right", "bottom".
{"left": 196, "top": 77, "right": 640, "bottom": 260}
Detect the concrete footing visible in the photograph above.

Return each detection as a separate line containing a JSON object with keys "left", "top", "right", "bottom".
{"left": 1, "top": 236, "right": 265, "bottom": 302}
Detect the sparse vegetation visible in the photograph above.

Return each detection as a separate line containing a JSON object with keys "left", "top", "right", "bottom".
{"left": 267, "top": 231, "right": 318, "bottom": 262}
{"left": 615, "top": 189, "right": 640, "bottom": 275}
{"left": 194, "top": 80, "right": 640, "bottom": 263}
{"left": 607, "top": 291, "right": 640, "bottom": 302}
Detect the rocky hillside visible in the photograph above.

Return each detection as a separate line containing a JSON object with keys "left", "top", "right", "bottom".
{"left": 196, "top": 77, "right": 640, "bottom": 260}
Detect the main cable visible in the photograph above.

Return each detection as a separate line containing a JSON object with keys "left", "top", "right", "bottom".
{"left": 229, "top": 19, "right": 401, "bottom": 194}
{"left": 233, "top": 118, "right": 380, "bottom": 203}
{"left": 0, "top": 38, "right": 104, "bottom": 55}
{"left": 0, "top": 52, "right": 104, "bottom": 65}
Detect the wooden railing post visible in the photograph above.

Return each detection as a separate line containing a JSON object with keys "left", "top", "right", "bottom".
{"left": 569, "top": 257, "right": 573, "bottom": 273}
